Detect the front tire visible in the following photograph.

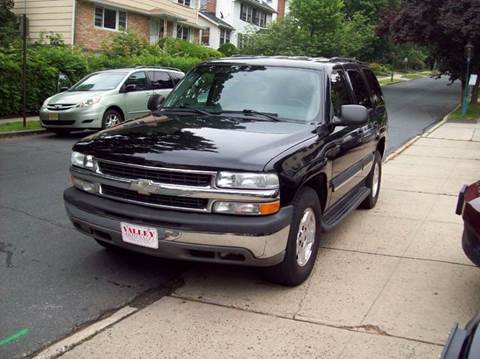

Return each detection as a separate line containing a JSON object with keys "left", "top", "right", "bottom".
{"left": 102, "top": 108, "right": 123, "bottom": 129}
{"left": 264, "top": 187, "right": 321, "bottom": 286}
{"left": 360, "top": 151, "right": 382, "bottom": 209}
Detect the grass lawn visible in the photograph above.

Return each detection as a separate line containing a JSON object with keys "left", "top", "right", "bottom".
{"left": 0, "top": 120, "right": 43, "bottom": 133}
{"left": 449, "top": 103, "right": 480, "bottom": 122}
{"left": 379, "top": 78, "right": 402, "bottom": 86}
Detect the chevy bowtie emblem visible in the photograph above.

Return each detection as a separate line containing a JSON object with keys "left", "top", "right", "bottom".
{"left": 130, "top": 179, "right": 157, "bottom": 195}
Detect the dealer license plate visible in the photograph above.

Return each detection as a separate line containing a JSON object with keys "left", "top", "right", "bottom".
{"left": 120, "top": 222, "right": 158, "bottom": 249}
{"left": 49, "top": 112, "right": 59, "bottom": 121}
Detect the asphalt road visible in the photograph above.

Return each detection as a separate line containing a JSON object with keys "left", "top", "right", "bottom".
{"left": 0, "top": 77, "right": 460, "bottom": 358}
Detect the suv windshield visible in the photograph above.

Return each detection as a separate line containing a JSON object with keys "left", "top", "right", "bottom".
{"left": 163, "top": 65, "right": 322, "bottom": 122}
{"left": 70, "top": 72, "right": 128, "bottom": 91}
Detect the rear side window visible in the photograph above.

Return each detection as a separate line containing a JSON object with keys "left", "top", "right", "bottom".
{"left": 347, "top": 70, "right": 372, "bottom": 108}
{"left": 363, "top": 69, "right": 385, "bottom": 107}
{"left": 330, "top": 71, "right": 351, "bottom": 117}
{"left": 169, "top": 72, "right": 184, "bottom": 86}
{"left": 150, "top": 71, "right": 173, "bottom": 89}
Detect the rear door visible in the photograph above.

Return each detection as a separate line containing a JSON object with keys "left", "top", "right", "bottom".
{"left": 149, "top": 70, "right": 174, "bottom": 98}
{"left": 124, "top": 71, "right": 152, "bottom": 120}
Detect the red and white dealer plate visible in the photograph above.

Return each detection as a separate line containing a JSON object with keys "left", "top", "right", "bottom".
{"left": 120, "top": 222, "right": 159, "bottom": 249}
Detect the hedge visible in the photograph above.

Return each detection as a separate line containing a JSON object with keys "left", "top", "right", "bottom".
{"left": 0, "top": 35, "right": 221, "bottom": 117}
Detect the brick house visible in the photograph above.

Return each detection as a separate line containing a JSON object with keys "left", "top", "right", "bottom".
{"left": 14, "top": 0, "right": 206, "bottom": 51}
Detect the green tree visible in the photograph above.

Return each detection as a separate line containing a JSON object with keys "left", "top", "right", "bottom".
{"left": 0, "top": 0, "right": 18, "bottom": 47}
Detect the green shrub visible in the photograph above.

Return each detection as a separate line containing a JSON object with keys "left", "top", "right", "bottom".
{"left": 218, "top": 43, "right": 238, "bottom": 57}
{"left": 369, "top": 62, "right": 392, "bottom": 76}
{"left": 158, "top": 38, "right": 222, "bottom": 60}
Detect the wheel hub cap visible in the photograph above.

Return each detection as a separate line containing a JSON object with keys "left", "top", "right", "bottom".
{"left": 296, "top": 208, "right": 316, "bottom": 267}
{"left": 105, "top": 114, "right": 120, "bottom": 128}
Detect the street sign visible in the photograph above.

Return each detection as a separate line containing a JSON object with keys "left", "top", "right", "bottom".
{"left": 469, "top": 74, "right": 477, "bottom": 86}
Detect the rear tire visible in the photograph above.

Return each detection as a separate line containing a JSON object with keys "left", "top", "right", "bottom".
{"left": 360, "top": 151, "right": 382, "bottom": 209}
{"left": 264, "top": 187, "right": 321, "bottom": 286}
{"left": 102, "top": 108, "right": 123, "bottom": 129}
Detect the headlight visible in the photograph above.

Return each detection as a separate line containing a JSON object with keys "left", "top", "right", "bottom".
{"left": 213, "top": 201, "right": 280, "bottom": 216}
{"left": 71, "top": 151, "right": 96, "bottom": 170}
{"left": 216, "top": 172, "right": 279, "bottom": 189}
{"left": 42, "top": 98, "right": 51, "bottom": 108}
{"left": 78, "top": 95, "right": 102, "bottom": 108}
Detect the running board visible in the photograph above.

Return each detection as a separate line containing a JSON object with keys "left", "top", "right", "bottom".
{"left": 320, "top": 186, "right": 371, "bottom": 233}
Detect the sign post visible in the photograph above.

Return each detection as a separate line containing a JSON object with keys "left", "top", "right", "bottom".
{"left": 20, "top": 14, "right": 28, "bottom": 128}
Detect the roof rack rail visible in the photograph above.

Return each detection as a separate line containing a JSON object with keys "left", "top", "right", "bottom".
{"left": 329, "top": 57, "right": 366, "bottom": 64}
{"left": 134, "top": 65, "right": 182, "bottom": 72}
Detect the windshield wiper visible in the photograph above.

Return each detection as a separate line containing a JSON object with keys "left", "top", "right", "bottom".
{"left": 161, "top": 106, "right": 215, "bottom": 117}
{"left": 220, "top": 109, "right": 281, "bottom": 122}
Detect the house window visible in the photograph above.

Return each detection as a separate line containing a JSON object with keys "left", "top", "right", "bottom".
{"left": 178, "top": 0, "right": 191, "bottom": 7}
{"left": 94, "top": 7, "right": 127, "bottom": 31}
{"left": 177, "top": 25, "right": 190, "bottom": 41}
{"left": 240, "top": 3, "right": 268, "bottom": 27}
{"left": 201, "top": 28, "right": 210, "bottom": 46}
{"left": 219, "top": 29, "right": 231, "bottom": 46}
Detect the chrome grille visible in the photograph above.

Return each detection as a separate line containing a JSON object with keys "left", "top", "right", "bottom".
{"left": 97, "top": 161, "right": 213, "bottom": 187}
{"left": 47, "top": 103, "right": 76, "bottom": 111}
{"left": 101, "top": 184, "right": 209, "bottom": 210}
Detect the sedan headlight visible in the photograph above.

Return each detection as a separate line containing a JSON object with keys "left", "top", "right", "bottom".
{"left": 77, "top": 95, "right": 102, "bottom": 108}
{"left": 41, "top": 98, "right": 51, "bottom": 108}
{"left": 216, "top": 172, "right": 279, "bottom": 190}
{"left": 71, "top": 151, "right": 96, "bottom": 170}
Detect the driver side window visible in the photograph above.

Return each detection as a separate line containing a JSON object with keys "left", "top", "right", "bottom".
{"left": 330, "top": 71, "right": 351, "bottom": 118}
{"left": 125, "top": 71, "right": 148, "bottom": 92}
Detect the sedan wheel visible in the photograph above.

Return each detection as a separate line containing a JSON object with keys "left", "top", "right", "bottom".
{"left": 102, "top": 109, "right": 123, "bottom": 129}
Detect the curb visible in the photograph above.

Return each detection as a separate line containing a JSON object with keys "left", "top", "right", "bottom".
{"left": 0, "top": 129, "right": 46, "bottom": 139}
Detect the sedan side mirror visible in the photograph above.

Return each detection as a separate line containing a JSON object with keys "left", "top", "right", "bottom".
{"left": 147, "top": 94, "right": 165, "bottom": 112}
{"left": 124, "top": 84, "right": 137, "bottom": 93}
{"left": 333, "top": 105, "right": 368, "bottom": 126}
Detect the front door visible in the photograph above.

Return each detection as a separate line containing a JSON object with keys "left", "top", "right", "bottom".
{"left": 150, "top": 19, "right": 160, "bottom": 44}
{"left": 124, "top": 71, "right": 152, "bottom": 120}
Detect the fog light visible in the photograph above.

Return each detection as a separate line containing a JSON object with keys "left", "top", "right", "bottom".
{"left": 213, "top": 201, "right": 280, "bottom": 215}
{"left": 71, "top": 176, "right": 98, "bottom": 194}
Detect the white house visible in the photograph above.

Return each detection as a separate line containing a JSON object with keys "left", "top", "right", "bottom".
{"left": 198, "top": 11, "right": 235, "bottom": 49}
{"left": 199, "top": 0, "right": 282, "bottom": 49}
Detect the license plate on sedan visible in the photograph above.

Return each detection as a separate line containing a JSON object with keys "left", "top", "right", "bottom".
{"left": 120, "top": 222, "right": 158, "bottom": 249}
{"left": 49, "top": 112, "right": 59, "bottom": 121}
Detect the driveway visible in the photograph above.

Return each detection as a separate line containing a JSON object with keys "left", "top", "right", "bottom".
{"left": 0, "top": 77, "right": 460, "bottom": 358}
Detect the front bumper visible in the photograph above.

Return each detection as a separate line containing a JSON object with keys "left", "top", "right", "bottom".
{"left": 40, "top": 106, "right": 103, "bottom": 129}
{"left": 64, "top": 187, "right": 293, "bottom": 267}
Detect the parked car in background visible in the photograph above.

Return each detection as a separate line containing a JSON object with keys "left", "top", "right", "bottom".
{"left": 40, "top": 67, "right": 184, "bottom": 135}
{"left": 456, "top": 181, "right": 480, "bottom": 266}
{"left": 63, "top": 57, "right": 388, "bottom": 286}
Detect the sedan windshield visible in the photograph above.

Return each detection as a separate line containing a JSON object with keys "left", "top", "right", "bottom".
{"left": 163, "top": 65, "right": 322, "bottom": 123}
{"left": 70, "top": 72, "right": 128, "bottom": 91}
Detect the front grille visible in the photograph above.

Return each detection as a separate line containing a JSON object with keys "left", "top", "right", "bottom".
{"left": 47, "top": 103, "right": 76, "bottom": 111}
{"left": 98, "top": 161, "right": 213, "bottom": 187}
{"left": 101, "top": 184, "right": 208, "bottom": 210}
{"left": 42, "top": 120, "right": 75, "bottom": 126}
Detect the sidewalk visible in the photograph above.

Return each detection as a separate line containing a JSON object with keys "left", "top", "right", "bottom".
{"left": 40, "top": 120, "right": 480, "bottom": 359}
{"left": 0, "top": 116, "right": 39, "bottom": 124}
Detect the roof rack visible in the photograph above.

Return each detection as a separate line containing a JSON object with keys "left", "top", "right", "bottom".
{"left": 328, "top": 57, "right": 366, "bottom": 64}
{"left": 134, "top": 65, "right": 182, "bottom": 72}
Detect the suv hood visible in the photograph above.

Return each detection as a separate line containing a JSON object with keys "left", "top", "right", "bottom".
{"left": 47, "top": 91, "right": 106, "bottom": 105}
{"left": 73, "top": 113, "right": 316, "bottom": 172}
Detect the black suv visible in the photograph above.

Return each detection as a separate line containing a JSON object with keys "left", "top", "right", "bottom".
{"left": 64, "top": 57, "right": 388, "bottom": 286}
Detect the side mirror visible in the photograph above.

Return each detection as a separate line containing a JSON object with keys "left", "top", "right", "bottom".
{"left": 124, "top": 84, "right": 137, "bottom": 93}
{"left": 60, "top": 86, "right": 69, "bottom": 92}
{"left": 333, "top": 105, "right": 368, "bottom": 126}
{"left": 147, "top": 94, "right": 165, "bottom": 112}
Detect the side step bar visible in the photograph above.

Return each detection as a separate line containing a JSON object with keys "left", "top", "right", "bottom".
{"left": 319, "top": 186, "right": 371, "bottom": 233}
